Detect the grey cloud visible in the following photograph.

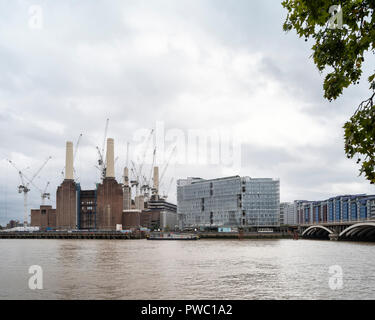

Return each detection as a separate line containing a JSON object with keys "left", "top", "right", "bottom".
{"left": 241, "top": 144, "right": 294, "bottom": 170}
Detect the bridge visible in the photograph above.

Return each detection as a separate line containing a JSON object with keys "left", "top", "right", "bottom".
{"left": 300, "top": 220, "right": 375, "bottom": 241}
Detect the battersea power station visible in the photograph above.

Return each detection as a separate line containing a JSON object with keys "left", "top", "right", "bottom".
{"left": 31, "top": 139, "right": 177, "bottom": 231}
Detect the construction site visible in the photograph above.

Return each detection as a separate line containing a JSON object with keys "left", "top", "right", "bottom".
{"left": 6, "top": 120, "right": 178, "bottom": 233}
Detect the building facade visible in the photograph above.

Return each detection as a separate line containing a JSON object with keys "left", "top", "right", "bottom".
{"left": 141, "top": 199, "right": 178, "bottom": 230}
{"left": 177, "top": 176, "right": 280, "bottom": 230}
{"left": 56, "top": 180, "right": 77, "bottom": 229}
{"left": 31, "top": 205, "right": 56, "bottom": 229}
{"left": 96, "top": 178, "right": 124, "bottom": 230}
{"left": 295, "top": 194, "right": 375, "bottom": 225}
{"left": 77, "top": 188, "right": 97, "bottom": 230}
{"left": 280, "top": 202, "right": 296, "bottom": 225}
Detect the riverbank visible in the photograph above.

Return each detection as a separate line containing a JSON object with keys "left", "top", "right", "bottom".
{"left": 0, "top": 231, "right": 147, "bottom": 240}
{"left": 0, "top": 231, "right": 295, "bottom": 240}
{"left": 198, "top": 232, "right": 293, "bottom": 239}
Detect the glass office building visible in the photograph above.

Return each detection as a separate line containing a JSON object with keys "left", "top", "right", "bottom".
{"left": 177, "top": 176, "right": 280, "bottom": 229}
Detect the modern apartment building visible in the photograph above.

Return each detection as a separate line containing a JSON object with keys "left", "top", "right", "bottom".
{"left": 177, "top": 176, "right": 280, "bottom": 230}
{"left": 280, "top": 202, "right": 296, "bottom": 225}
{"left": 295, "top": 194, "right": 375, "bottom": 225}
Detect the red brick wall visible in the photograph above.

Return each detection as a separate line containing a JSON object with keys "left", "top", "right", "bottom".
{"left": 140, "top": 211, "right": 152, "bottom": 228}
{"left": 49, "top": 209, "right": 56, "bottom": 227}
{"left": 31, "top": 206, "right": 56, "bottom": 229}
{"left": 122, "top": 211, "right": 141, "bottom": 228}
{"left": 56, "top": 180, "right": 77, "bottom": 229}
{"left": 96, "top": 178, "right": 123, "bottom": 230}
{"left": 31, "top": 209, "right": 42, "bottom": 227}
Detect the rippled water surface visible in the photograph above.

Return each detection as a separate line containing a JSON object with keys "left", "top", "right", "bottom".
{"left": 0, "top": 239, "right": 374, "bottom": 299}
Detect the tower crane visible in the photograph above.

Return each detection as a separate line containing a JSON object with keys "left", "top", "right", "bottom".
{"left": 159, "top": 146, "right": 177, "bottom": 189}
{"left": 7, "top": 156, "right": 52, "bottom": 226}
{"left": 145, "top": 147, "right": 157, "bottom": 198}
{"left": 131, "top": 129, "right": 154, "bottom": 196}
{"left": 24, "top": 180, "right": 51, "bottom": 205}
{"left": 130, "top": 161, "right": 140, "bottom": 196}
{"left": 96, "top": 118, "right": 109, "bottom": 181}
{"left": 162, "top": 177, "right": 175, "bottom": 200}
{"left": 137, "top": 129, "right": 154, "bottom": 185}
{"left": 41, "top": 181, "right": 51, "bottom": 205}
{"left": 73, "top": 134, "right": 83, "bottom": 169}
{"left": 148, "top": 147, "right": 157, "bottom": 183}
{"left": 140, "top": 174, "right": 150, "bottom": 199}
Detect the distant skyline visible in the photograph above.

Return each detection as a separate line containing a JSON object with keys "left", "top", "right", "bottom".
{"left": 0, "top": 0, "right": 374, "bottom": 225}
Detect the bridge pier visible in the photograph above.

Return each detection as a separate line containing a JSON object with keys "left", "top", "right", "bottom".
{"left": 329, "top": 233, "right": 339, "bottom": 241}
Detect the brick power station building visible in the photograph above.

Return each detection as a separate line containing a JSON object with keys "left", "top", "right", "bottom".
{"left": 31, "top": 138, "right": 177, "bottom": 231}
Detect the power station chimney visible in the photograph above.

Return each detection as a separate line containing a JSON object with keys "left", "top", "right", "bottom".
{"left": 65, "top": 141, "right": 74, "bottom": 180}
{"left": 123, "top": 167, "right": 129, "bottom": 186}
{"left": 106, "top": 138, "right": 115, "bottom": 179}
{"left": 123, "top": 166, "right": 131, "bottom": 210}
{"left": 153, "top": 166, "right": 159, "bottom": 195}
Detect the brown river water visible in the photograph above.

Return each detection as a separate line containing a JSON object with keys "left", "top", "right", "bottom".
{"left": 0, "top": 239, "right": 374, "bottom": 299}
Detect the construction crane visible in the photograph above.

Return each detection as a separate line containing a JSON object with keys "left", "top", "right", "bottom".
{"left": 26, "top": 180, "right": 51, "bottom": 205}
{"left": 131, "top": 130, "right": 154, "bottom": 197}
{"left": 144, "top": 147, "right": 157, "bottom": 199}
{"left": 130, "top": 161, "right": 140, "bottom": 196}
{"left": 140, "top": 174, "right": 150, "bottom": 199}
{"left": 137, "top": 147, "right": 157, "bottom": 200}
{"left": 162, "top": 177, "right": 175, "bottom": 200}
{"left": 159, "top": 146, "right": 177, "bottom": 189}
{"left": 73, "top": 134, "right": 83, "bottom": 168}
{"left": 96, "top": 118, "right": 109, "bottom": 181}
{"left": 41, "top": 181, "right": 51, "bottom": 205}
{"left": 8, "top": 156, "right": 52, "bottom": 226}
{"left": 137, "top": 129, "right": 154, "bottom": 183}
{"left": 148, "top": 147, "right": 157, "bottom": 186}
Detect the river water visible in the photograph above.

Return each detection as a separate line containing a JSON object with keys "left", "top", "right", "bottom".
{"left": 0, "top": 239, "right": 374, "bottom": 300}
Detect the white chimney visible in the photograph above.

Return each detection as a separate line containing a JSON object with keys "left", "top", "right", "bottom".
{"left": 65, "top": 141, "right": 74, "bottom": 180}
{"left": 123, "top": 167, "right": 129, "bottom": 186}
{"left": 106, "top": 138, "right": 115, "bottom": 178}
{"left": 153, "top": 166, "right": 159, "bottom": 194}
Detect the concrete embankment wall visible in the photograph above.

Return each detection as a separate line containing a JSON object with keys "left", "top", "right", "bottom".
{"left": 199, "top": 232, "right": 293, "bottom": 239}
{"left": 0, "top": 231, "right": 147, "bottom": 240}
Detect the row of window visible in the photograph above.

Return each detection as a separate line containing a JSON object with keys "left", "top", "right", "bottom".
{"left": 299, "top": 202, "right": 375, "bottom": 223}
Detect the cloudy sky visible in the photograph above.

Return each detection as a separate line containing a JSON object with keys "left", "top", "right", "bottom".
{"left": 0, "top": 0, "right": 374, "bottom": 225}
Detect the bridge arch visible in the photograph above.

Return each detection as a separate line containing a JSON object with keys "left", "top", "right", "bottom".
{"left": 339, "top": 223, "right": 375, "bottom": 240}
{"left": 302, "top": 225, "right": 334, "bottom": 237}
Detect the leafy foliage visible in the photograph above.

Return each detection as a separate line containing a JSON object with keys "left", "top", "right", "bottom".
{"left": 344, "top": 94, "right": 375, "bottom": 183}
{"left": 282, "top": 0, "right": 375, "bottom": 183}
